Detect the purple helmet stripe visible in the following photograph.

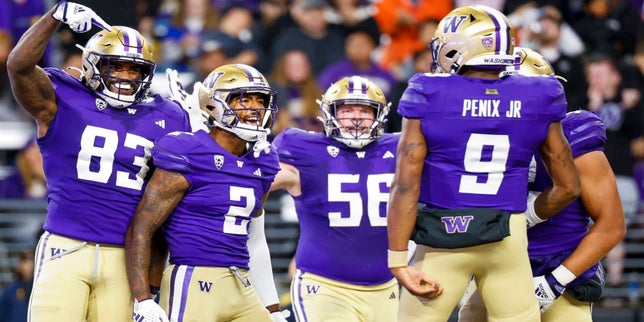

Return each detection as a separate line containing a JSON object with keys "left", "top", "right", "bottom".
{"left": 514, "top": 49, "right": 522, "bottom": 71}
{"left": 477, "top": 5, "right": 512, "bottom": 55}
{"left": 135, "top": 32, "right": 143, "bottom": 54}
{"left": 122, "top": 29, "right": 131, "bottom": 53}
{"left": 348, "top": 76, "right": 368, "bottom": 94}
{"left": 120, "top": 27, "right": 144, "bottom": 54}
{"left": 239, "top": 64, "right": 265, "bottom": 83}
{"left": 482, "top": 8, "right": 501, "bottom": 55}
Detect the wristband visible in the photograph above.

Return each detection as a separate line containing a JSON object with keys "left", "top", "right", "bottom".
{"left": 387, "top": 249, "right": 408, "bottom": 268}
{"left": 525, "top": 191, "right": 546, "bottom": 228}
{"left": 551, "top": 264, "right": 576, "bottom": 286}
{"left": 150, "top": 285, "right": 160, "bottom": 296}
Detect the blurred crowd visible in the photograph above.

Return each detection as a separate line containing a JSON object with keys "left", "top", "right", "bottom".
{"left": 0, "top": 0, "right": 643, "bottom": 307}
{"left": 1, "top": 0, "right": 644, "bottom": 134}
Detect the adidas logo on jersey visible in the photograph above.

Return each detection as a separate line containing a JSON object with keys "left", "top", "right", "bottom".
{"left": 383, "top": 151, "right": 394, "bottom": 159}
{"left": 253, "top": 168, "right": 262, "bottom": 177}
{"left": 127, "top": 108, "right": 137, "bottom": 115}
{"left": 389, "top": 292, "right": 396, "bottom": 299}
{"left": 155, "top": 120, "right": 166, "bottom": 129}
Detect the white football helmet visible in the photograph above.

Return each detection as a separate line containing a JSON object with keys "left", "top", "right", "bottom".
{"left": 198, "top": 64, "right": 277, "bottom": 142}
{"left": 319, "top": 76, "right": 390, "bottom": 149}
{"left": 80, "top": 26, "right": 155, "bottom": 108}
{"left": 430, "top": 5, "right": 515, "bottom": 74}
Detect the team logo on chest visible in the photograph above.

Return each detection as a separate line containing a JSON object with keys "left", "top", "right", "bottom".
{"left": 356, "top": 151, "right": 366, "bottom": 158}
{"left": 327, "top": 146, "right": 339, "bottom": 158}
{"left": 214, "top": 155, "right": 224, "bottom": 169}
{"left": 95, "top": 98, "right": 108, "bottom": 110}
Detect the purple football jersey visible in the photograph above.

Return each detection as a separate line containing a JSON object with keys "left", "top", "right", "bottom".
{"left": 273, "top": 128, "right": 399, "bottom": 285}
{"left": 153, "top": 131, "right": 280, "bottom": 269}
{"left": 40, "top": 68, "right": 191, "bottom": 245}
{"left": 528, "top": 110, "right": 606, "bottom": 254}
{"left": 398, "top": 73, "right": 566, "bottom": 212}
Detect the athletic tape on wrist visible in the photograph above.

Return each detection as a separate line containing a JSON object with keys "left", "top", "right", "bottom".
{"left": 525, "top": 194, "right": 546, "bottom": 226}
{"left": 551, "top": 265, "right": 576, "bottom": 286}
{"left": 387, "top": 249, "right": 408, "bottom": 268}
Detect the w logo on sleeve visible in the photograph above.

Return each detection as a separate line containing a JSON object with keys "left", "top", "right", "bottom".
{"left": 441, "top": 215, "right": 474, "bottom": 233}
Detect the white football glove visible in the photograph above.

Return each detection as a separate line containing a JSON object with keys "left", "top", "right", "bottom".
{"left": 132, "top": 299, "right": 169, "bottom": 322}
{"left": 270, "top": 309, "right": 291, "bottom": 322}
{"left": 52, "top": 0, "right": 111, "bottom": 33}
{"left": 534, "top": 265, "right": 576, "bottom": 313}
{"left": 252, "top": 139, "right": 272, "bottom": 158}
{"left": 525, "top": 190, "right": 546, "bottom": 229}
{"left": 166, "top": 68, "right": 209, "bottom": 132}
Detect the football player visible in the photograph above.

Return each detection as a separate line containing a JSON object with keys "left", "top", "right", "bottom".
{"left": 386, "top": 5, "right": 581, "bottom": 322}
{"left": 6, "top": 1, "right": 191, "bottom": 321}
{"left": 458, "top": 48, "right": 626, "bottom": 322}
{"left": 125, "top": 64, "right": 285, "bottom": 322}
{"left": 270, "top": 75, "right": 406, "bottom": 322}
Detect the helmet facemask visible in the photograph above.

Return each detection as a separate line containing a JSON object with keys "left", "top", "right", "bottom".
{"left": 85, "top": 55, "right": 155, "bottom": 108}
{"left": 203, "top": 89, "right": 277, "bottom": 142}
